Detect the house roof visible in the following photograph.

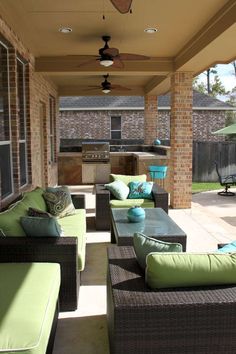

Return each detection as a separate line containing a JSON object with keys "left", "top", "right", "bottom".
{"left": 59, "top": 91, "right": 235, "bottom": 111}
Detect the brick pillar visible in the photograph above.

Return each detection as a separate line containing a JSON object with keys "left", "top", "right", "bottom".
{"left": 170, "top": 72, "right": 193, "bottom": 208}
{"left": 144, "top": 95, "right": 158, "bottom": 145}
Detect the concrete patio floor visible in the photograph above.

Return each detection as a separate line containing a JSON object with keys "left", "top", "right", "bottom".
{"left": 53, "top": 185, "right": 236, "bottom": 354}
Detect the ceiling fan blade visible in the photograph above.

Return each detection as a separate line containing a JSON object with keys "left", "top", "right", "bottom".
{"left": 103, "top": 47, "right": 120, "bottom": 57}
{"left": 77, "top": 57, "right": 99, "bottom": 67}
{"left": 112, "top": 57, "right": 124, "bottom": 68}
{"left": 110, "top": 0, "right": 133, "bottom": 14}
{"left": 111, "top": 85, "right": 131, "bottom": 91}
{"left": 119, "top": 53, "right": 150, "bottom": 60}
{"left": 83, "top": 87, "right": 101, "bottom": 91}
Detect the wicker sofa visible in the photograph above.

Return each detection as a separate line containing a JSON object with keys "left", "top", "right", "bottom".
{"left": 0, "top": 187, "right": 86, "bottom": 312}
{"left": 107, "top": 246, "right": 236, "bottom": 354}
{"left": 95, "top": 182, "right": 168, "bottom": 230}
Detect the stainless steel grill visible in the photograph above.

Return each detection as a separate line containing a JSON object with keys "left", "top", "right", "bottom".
{"left": 82, "top": 142, "right": 110, "bottom": 162}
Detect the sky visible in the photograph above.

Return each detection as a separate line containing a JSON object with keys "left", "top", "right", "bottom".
{"left": 197, "top": 62, "right": 236, "bottom": 91}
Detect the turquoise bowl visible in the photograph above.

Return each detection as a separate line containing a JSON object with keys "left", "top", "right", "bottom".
{"left": 127, "top": 206, "right": 145, "bottom": 223}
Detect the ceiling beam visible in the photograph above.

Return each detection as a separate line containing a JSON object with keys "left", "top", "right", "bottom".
{"left": 174, "top": 0, "right": 236, "bottom": 71}
{"left": 144, "top": 76, "right": 167, "bottom": 94}
{"left": 35, "top": 56, "right": 174, "bottom": 74}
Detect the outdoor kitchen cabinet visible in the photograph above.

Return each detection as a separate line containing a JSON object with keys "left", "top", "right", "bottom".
{"left": 82, "top": 163, "right": 111, "bottom": 184}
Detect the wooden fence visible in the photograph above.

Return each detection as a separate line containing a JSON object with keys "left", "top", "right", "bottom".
{"left": 192, "top": 141, "right": 236, "bottom": 182}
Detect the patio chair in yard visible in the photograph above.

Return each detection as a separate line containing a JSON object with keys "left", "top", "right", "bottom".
{"left": 215, "top": 161, "right": 236, "bottom": 196}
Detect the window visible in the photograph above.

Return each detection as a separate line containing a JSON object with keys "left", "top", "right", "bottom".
{"left": 17, "top": 57, "right": 28, "bottom": 187}
{"left": 0, "top": 41, "right": 13, "bottom": 199}
{"left": 49, "top": 96, "right": 56, "bottom": 162}
{"left": 111, "top": 116, "right": 121, "bottom": 139}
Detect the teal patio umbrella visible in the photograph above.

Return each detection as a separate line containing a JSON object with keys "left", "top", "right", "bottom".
{"left": 213, "top": 123, "right": 236, "bottom": 135}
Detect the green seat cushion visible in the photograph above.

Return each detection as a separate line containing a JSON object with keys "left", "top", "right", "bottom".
{"left": 105, "top": 180, "right": 130, "bottom": 200}
{"left": 58, "top": 209, "right": 86, "bottom": 271}
{"left": 110, "top": 199, "right": 154, "bottom": 208}
{"left": 21, "top": 216, "right": 63, "bottom": 237}
{"left": 22, "top": 187, "right": 47, "bottom": 211}
{"left": 0, "top": 200, "right": 28, "bottom": 236}
{"left": 43, "top": 186, "right": 75, "bottom": 218}
{"left": 0, "top": 263, "right": 60, "bottom": 353}
{"left": 146, "top": 253, "right": 236, "bottom": 289}
{"left": 110, "top": 174, "right": 147, "bottom": 186}
{"left": 133, "top": 232, "right": 182, "bottom": 270}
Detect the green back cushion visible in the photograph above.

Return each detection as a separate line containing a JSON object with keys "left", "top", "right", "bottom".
{"left": 105, "top": 180, "right": 130, "bottom": 200}
{"left": 43, "top": 186, "right": 75, "bottom": 218}
{"left": 133, "top": 232, "right": 182, "bottom": 269}
{"left": 110, "top": 174, "right": 147, "bottom": 186}
{"left": 21, "top": 216, "right": 63, "bottom": 237}
{"left": 0, "top": 200, "right": 28, "bottom": 236}
{"left": 128, "top": 181, "right": 153, "bottom": 200}
{"left": 22, "top": 187, "right": 47, "bottom": 211}
{"left": 110, "top": 199, "right": 154, "bottom": 208}
{"left": 146, "top": 253, "right": 236, "bottom": 289}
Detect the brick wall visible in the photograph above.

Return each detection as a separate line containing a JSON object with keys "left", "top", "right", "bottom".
{"left": 0, "top": 15, "right": 58, "bottom": 207}
{"left": 59, "top": 109, "right": 227, "bottom": 142}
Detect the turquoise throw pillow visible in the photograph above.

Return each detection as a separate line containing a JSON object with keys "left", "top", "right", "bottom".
{"left": 133, "top": 232, "right": 182, "bottom": 270}
{"left": 146, "top": 253, "right": 236, "bottom": 289}
{"left": 128, "top": 181, "right": 153, "bottom": 200}
{"left": 217, "top": 241, "right": 236, "bottom": 253}
{"left": 43, "top": 186, "right": 75, "bottom": 218}
{"left": 105, "top": 180, "right": 130, "bottom": 200}
{"left": 20, "top": 216, "right": 63, "bottom": 237}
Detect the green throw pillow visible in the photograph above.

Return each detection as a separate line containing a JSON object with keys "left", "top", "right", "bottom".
{"left": 146, "top": 252, "right": 236, "bottom": 289}
{"left": 110, "top": 174, "right": 147, "bottom": 186}
{"left": 128, "top": 181, "right": 153, "bottom": 200}
{"left": 133, "top": 232, "right": 182, "bottom": 270}
{"left": 105, "top": 180, "right": 130, "bottom": 200}
{"left": 20, "top": 216, "right": 63, "bottom": 237}
{"left": 43, "top": 186, "right": 75, "bottom": 218}
{"left": 0, "top": 200, "right": 28, "bottom": 236}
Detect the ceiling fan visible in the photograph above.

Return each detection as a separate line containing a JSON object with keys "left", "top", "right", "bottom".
{"left": 110, "top": 0, "right": 133, "bottom": 14}
{"left": 85, "top": 74, "right": 131, "bottom": 94}
{"left": 78, "top": 35, "right": 150, "bottom": 68}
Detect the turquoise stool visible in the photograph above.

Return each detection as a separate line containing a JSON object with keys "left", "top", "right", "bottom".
{"left": 148, "top": 165, "right": 168, "bottom": 187}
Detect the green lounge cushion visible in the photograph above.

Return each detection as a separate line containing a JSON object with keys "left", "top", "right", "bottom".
{"left": 22, "top": 187, "right": 47, "bottom": 211}
{"left": 43, "top": 186, "right": 75, "bottom": 218}
{"left": 21, "top": 216, "right": 63, "bottom": 237}
{"left": 0, "top": 263, "right": 60, "bottom": 353}
{"left": 58, "top": 209, "right": 86, "bottom": 271}
{"left": 110, "top": 199, "right": 154, "bottom": 208}
{"left": 105, "top": 180, "right": 130, "bottom": 200}
{"left": 110, "top": 174, "right": 147, "bottom": 185}
{"left": 0, "top": 200, "right": 28, "bottom": 236}
{"left": 133, "top": 232, "right": 182, "bottom": 270}
{"left": 128, "top": 181, "right": 153, "bottom": 200}
{"left": 146, "top": 252, "right": 236, "bottom": 289}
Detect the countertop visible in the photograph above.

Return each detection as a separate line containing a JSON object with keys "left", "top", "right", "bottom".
{"left": 58, "top": 151, "right": 169, "bottom": 160}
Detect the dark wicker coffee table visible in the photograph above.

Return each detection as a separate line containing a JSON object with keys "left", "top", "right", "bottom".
{"left": 111, "top": 207, "right": 187, "bottom": 250}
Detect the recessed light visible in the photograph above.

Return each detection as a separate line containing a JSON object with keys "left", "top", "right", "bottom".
{"left": 144, "top": 28, "right": 158, "bottom": 34}
{"left": 59, "top": 27, "right": 72, "bottom": 34}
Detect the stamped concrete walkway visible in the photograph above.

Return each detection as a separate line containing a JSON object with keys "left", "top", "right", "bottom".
{"left": 53, "top": 185, "right": 236, "bottom": 354}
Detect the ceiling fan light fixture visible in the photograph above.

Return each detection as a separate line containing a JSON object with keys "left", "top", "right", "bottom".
{"left": 100, "top": 59, "right": 114, "bottom": 67}
{"left": 59, "top": 27, "right": 72, "bottom": 34}
{"left": 102, "top": 88, "right": 111, "bottom": 94}
{"left": 144, "top": 27, "right": 158, "bottom": 34}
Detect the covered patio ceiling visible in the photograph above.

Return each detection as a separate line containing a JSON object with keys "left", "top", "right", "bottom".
{"left": 0, "top": 0, "right": 235, "bottom": 96}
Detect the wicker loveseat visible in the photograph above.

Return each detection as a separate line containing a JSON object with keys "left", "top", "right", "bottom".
{"left": 107, "top": 246, "right": 236, "bottom": 354}
{"left": 95, "top": 179, "right": 168, "bottom": 230}
{"left": 0, "top": 187, "right": 86, "bottom": 312}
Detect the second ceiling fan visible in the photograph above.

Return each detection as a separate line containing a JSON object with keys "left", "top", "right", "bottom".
{"left": 78, "top": 35, "right": 150, "bottom": 68}
{"left": 85, "top": 74, "right": 131, "bottom": 94}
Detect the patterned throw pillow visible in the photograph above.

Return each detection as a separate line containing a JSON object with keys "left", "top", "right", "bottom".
{"left": 128, "top": 181, "right": 153, "bottom": 200}
{"left": 43, "top": 186, "right": 75, "bottom": 218}
{"left": 28, "top": 207, "right": 52, "bottom": 218}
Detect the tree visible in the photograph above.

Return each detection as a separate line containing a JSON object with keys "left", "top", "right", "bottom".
{"left": 193, "top": 71, "right": 229, "bottom": 97}
{"left": 210, "top": 75, "right": 229, "bottom": 97}
{"left": 232, "top": 61, "right": 236, "bottom": 78}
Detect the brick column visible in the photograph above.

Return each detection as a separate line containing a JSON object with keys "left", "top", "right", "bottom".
{"left": 170, "top": 72, "right": 193, "bottom": 208}
{"left": 144, "top": 95, "right": 158, "bottom": 145}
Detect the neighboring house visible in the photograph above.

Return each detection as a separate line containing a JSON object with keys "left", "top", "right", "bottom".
{"left": 59, "top": 91, "right": 235, "bottom": 145}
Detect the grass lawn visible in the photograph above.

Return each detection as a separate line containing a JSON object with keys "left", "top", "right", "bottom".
{"left": 192, "top": 182, "right": 221, "bottom": 194}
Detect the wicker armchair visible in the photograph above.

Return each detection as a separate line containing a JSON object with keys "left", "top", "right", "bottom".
{"left": 95, "top": 183, "right": 168, "bottom": 230}
{"left": 107, "top": 246, "right": 236, "bottom": 354}
{"left": 0, "top": 194, "right": 85, "bottom": 312}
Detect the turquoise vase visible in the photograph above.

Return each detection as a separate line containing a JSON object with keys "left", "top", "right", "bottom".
{"left": 127, "top": 206, "right": 145, "bottom": 223}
